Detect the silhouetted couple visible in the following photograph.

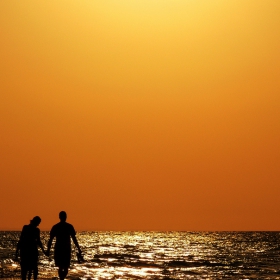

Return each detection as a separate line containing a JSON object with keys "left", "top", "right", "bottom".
{"left": 16, "top": 211, "right": 82, "bottom": 280}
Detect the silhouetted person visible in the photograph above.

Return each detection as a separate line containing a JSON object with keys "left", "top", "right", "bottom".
{"left": 15, "top": 216, "right": 46, "bottom": 280}
{"left": 46, "top": 211, "right": 82, "bottom": 280}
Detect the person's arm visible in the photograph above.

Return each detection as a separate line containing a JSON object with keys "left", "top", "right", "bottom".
{"left": 15, "top": 226, "right": 24, "bottom": 260}
{"left": 36, "top": 228, "right": 46, "bottom": 255}
{"left": 15, "top": 240, "right": 20, "bottom": 260}
{"left": 72, "top": 235, "right": 82, "bottom": 253}
{"left": 46, "top": 228, "right": 55, "bottom": 257}
{"left": 46, "top": 237, "right": 54, "bottom": 257}
{"left": 70, "top": 226, "right": 81, "bottom": 253}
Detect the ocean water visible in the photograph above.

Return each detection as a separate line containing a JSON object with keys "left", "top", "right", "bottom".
{"left": 1, "top": 231, "right": 280, "bottom": 279}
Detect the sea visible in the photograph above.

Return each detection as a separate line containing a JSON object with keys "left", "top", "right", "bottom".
{"left": 1, "top": 231, "right": 280, "bottom": 279}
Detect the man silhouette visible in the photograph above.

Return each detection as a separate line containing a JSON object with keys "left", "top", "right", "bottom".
{"left": 46, "top": 211, "right": 82, "bottom": 280}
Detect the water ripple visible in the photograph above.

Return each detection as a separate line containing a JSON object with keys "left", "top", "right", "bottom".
{"left": 1, "top": 231, "right": 280, "bottom": 279}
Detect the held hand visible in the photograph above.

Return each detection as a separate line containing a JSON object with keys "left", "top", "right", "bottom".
{"left": 76, "top": 250, "right": 84, "bottom": 263}
{"left": 45, "top": 249, "right": 50, "bottom": 257}
{"left": 14, "top": 255, "right": 19, "bottom": 262}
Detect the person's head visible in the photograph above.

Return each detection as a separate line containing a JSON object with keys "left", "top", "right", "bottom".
{"left": 59, "top": 211, "right": 67, "bottom": 222}
{"left": 30, "top": 216, "right": 41, "bottom": 227}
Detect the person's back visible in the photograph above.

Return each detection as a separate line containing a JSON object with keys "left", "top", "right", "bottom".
{"left": 46, "top": 211, "right": 82, "bottom": 280}
{"left": 16, "top": 216, "right": 46, "bottom": 280}
{"left": 51, "top": 222, "right": 75, "bottom": 246}
{"left": 18, "top": 224, "right": 39, "bottom": 254}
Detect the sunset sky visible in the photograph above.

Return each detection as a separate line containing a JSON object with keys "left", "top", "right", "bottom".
{"left": 1, "top": 1, "right": 280, "bottom": 231}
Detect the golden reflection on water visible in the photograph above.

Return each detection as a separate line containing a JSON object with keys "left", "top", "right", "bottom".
{"left": 2, "top": 231, "right": 280, "bottom": 279}
{"left": 63, "top": 231, "right": 208, "bottom": 279}
{"left": 52, "top": 232, "right": 215, "bottom": 279}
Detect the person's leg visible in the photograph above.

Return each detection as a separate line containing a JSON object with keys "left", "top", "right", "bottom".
{"left": 27, "top": 270, "right": 32, "bottom": 280}
{"left": 62, "top": 267, "right": 68, "bottom": 279}
{"left": 58, "top": 267, "right": 63, "bottom": 280}
{"left": 33, "top": 267, "right": 38, "bottom": 280}
{"left": 58, "top": 266, "right": 68, "bottom": 280}
{"left": 20, "top": 266, "right": 27, "bottom": 280}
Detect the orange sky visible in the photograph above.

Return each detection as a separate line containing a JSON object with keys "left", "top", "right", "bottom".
{"left": 1, "top": 0, "right": 280, "bottom": 231}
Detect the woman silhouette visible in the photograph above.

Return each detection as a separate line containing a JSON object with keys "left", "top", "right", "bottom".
{"left": 15, "top": 216, "right": 46, "bottom": 280}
